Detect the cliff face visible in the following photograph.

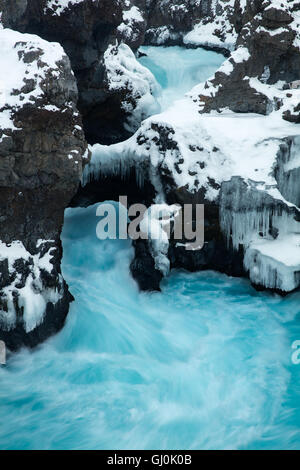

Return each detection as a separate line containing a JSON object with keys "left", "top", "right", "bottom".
{"left": 0, "top": 28, "right": 88, "bottom": 349}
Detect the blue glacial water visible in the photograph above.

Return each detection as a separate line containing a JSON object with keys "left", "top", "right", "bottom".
{"left": 138, "top": 46, "right": 224, "bottom": 110}
{"left": 0, "top": 203, "right": 299, "bottom": 450}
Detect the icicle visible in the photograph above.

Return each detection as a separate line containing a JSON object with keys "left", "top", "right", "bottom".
{"left": 220, "top": 177, "right": 300, "bottom": 250}
{"left": 220, "top": 207, "right": 299, "bottom": 250}
{"left": 82, "top": 143, "right": 147, "bottom": 189}
{"left": 275, "top": 136, "right": 300, "bottom": 207}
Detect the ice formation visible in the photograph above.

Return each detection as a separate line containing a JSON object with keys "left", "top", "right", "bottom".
{"left": 275, "top": 137, "right": 300, "bottom": 207}
{"left": 140, "top": 204, "right": 181, "bottom": 276}
{"left": 104, "top": 42, "right": 160, "bottom": 133}
{"left": 81, "top": 140, "right": 146, "bottom": 189}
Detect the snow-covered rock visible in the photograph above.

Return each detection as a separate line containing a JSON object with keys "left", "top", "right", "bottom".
{"left": 144, "top": 0, "right": 202, "bottom": 46}
{"left": 103, "top": 42, "right": 160, "bottom": 134}
{"left": 0, "top": 240, "right": 64, "bottom": 334}
{"left": 117, "top": 4, "right": 147, "bottom": 49}
{"left": 184, "top": 0, "right": 237, "bottom": 52}
{"left": 143, "top": 0, "right": 237, "bottom": 51}
{"left": 44, "top": 0, "right": 91, "bottom": 16}
{"left": 194, "top": 0, "right": 300, "bottom": 120}
{"left": 0, "top": 28, "right": 78, "bottom": 131}
{"left": 0, "top": 28, "right": 88, "bottom": 349}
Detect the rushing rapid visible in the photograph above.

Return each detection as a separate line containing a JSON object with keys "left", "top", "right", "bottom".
{"left": 138, "top": 46, "right": 224, "bottom": 110}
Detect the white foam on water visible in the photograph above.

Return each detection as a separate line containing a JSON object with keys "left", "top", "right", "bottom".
{"left": 138, "top": 46, "right": 224, "bottom": 111}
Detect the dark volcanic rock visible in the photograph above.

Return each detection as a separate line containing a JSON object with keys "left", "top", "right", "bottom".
{"left": 0, "top": 29, "right": 88, "bottom": 349}
{"left": 130, "top": 239, "right": 163, "bottom": 291}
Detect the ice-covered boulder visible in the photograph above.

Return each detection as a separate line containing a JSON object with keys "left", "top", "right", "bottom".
{"left": 103, "top": 42, "right": 160, "bottom": 135}
{"left": 244, "top": 235, "right": 300, "bottom": 293}
{"left": 0, "top": 28, "right": 88, "bottom": 349}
